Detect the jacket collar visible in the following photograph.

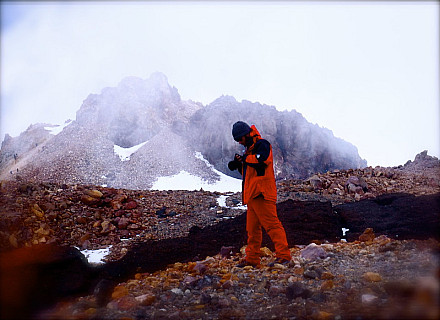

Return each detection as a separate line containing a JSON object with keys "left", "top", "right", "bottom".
{"left": 245, "top": 125, "right": 262, "bottom": 154}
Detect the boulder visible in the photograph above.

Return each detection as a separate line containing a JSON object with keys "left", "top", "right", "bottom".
{"left": 300, "top": 243, "right": 327, "bottom": 261}
{"left": 307, "top": 175, "right": 323, "bottom": 189}
{"left": 0, "top": 244, "right": 94, "bottom": 319}
{"left": 345, "top": 176, "right": 368, "bottom": 193}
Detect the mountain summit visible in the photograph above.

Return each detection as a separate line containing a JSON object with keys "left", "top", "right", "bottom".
{"left": 0, "top": 72, "right": 366, "bottom": 189}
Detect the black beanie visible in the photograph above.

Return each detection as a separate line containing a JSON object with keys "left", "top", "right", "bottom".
{"left": 232, "top": 121, "right": 251, "bottom": 141}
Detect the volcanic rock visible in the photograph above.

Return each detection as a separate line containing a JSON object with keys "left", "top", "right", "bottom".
{"left": 276, "top": 199, "right": 342, "bottom": 245}
{"left": 358, "top": 227, "right": 375, "bottom": 242}
{"left": 300, "top": 243, "right": 328, "bottom": 261}
{"left": 336, "top": 193, "right": 440, "bottom": 241}
{"left": 0, "top": 244, "right": 94, "bottom": 319}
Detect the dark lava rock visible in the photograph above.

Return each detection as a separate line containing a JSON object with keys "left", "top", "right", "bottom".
{"left": 99, "top": 213, "right": 249, "bottom": 281}
{"left": 0, "top": 244, "right": 95, "bottom": 320}
{"left": 276, "top": 199, "right": 343, "bottom": 245}
{"left": 286, "top": 282, "right": 313, "bottom": 299}
{"left": 336, "top": 193, "right": 440, "bottom": 241}
{"left": 99, "top": 200, "right": 343, "bottom": 281}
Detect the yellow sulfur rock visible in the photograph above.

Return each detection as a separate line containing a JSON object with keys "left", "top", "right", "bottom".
{"left": 320, "top": 280, "right": 334, "bottom": 291}
{"left": 126, "top": 280, "right": 139, "bottom": 290}
{"left": 135, "top": 294, "right": 156, "bottom": 306}
{"left": 85, "top": 308, "right": 96, "bottom": 316}
{"left": 174, "top": 262, "right": 184, "bottom": 270}
{"left": 260, "top": 247, "right": 273, "bottom": 257}
{"left": 81, "top": 195, "right": 99, "bottom": 205}
{"left": 86, "top": 189, "right": 103, "bottom": 198}
{"left": 313, "top": 311, "right": 334, "bottom": 320}
{"left": 187, "top": 262, "right": 197, "bottom": 272}
{"left": 321, "top": 272, "right": 335, "bottom": 280}
{"left": 222, "top": 273, "right": 233, "bottom": 281}
{"left": 294, "top": 267, "right": 304, "bottom": 275}
{"left": 9, "top": 234, "right": 18, "bottom": 248}
{"left": 362, "top": 272, "right": 382, "bottom": 282}
{"left": 31, "top": 204, "right": 44, "bottom": 219}
{"left": 35, "top": 227, "right": 50, "bottom": 236}
{"left": 135, "top": 273, "right": 143, "bottom": 280}
{"left": 112, "top": 285, "right": 129, "bottom": 299}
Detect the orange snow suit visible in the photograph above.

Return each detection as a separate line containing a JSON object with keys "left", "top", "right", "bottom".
{"left": 234, "top": 125, "right": 291, "bottom": 265}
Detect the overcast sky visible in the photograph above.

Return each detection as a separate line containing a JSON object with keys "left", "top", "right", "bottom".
{"left": 1, "top": 1, "right": 439, "bottom": 167}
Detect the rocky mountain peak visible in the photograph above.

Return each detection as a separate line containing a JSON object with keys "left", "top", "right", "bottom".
{"left": 402, "top": 150, "right": 440, "bottom": 173}
{"left": 210, "top": 95, "right": 238, "bottom": 107}
{"left": 117, "top": 72, "right": 179, "bottom": 101}
{"left": 1, "top": 72, "right": 369, "bottom": 187}
{"left": 75, "top": 73, "right": 196, "bottom": 148}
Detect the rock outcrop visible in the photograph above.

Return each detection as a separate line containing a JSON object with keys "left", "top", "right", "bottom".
{"left": 0, "top": 244, "right": 94, "bottom": 319}
{"left": 186, "top": 95, "right": 366, "bottom": 180}
{"left": 335, "top": 192, "right": 440, "bottom": 241}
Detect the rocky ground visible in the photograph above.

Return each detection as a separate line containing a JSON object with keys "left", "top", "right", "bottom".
{"left": 37, "top": 237, "right": 439, "bottom": 320}
{"left": 0, "top": 151, "right": 439, "bottom": 319}
{"left": 277, "top": 150, "right": 440, "bottom": 205}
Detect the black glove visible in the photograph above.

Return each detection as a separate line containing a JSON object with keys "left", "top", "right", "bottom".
{"left": 228, "top": 154, "right": 242, "bottom": 171}
{"left": 228, "top": 160, "right": 239, "bottom": 171}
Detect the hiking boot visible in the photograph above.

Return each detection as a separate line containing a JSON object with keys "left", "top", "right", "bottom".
{"left": 268, "top": 258, "right": 291, "bottom": 267}
{"left": 235, "top": 260, "right": 259, "bottom": 268}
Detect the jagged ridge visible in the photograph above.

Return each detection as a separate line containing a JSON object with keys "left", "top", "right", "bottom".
{"left": 0, "top": 72, "right": 366, "bottom": 188}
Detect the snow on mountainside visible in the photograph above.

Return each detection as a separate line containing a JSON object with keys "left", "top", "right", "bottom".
{"left": 151, "top": 152, "right": 242, "bottom": 192}
{"left": 0, "top": 72, "right": 367, "bottom": 190}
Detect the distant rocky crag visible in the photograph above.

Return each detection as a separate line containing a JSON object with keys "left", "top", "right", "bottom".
{"left": 1, "top": 72, "right": 366, "bottom": 188}
{"left": 184, "top": 95, "right": 366, "bottom": 179}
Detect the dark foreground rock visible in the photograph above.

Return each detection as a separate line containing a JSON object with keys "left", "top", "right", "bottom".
{"left": 276, "top": 199, "right": 342, "bottom": 245}
{"left": 336, "top": 193, "right": 440, "bottom": 242}
{"left": 0, "top": 245, "right": 95, "bottom": 319}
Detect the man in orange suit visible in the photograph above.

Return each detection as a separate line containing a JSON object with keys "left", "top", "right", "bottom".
{"left": 228, "top": 121, "right": 291, "bottom": 267}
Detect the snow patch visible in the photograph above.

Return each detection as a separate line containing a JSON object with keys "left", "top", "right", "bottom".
{"left": 151, "top": 152, "right": 242, "bottom": 192}
{"left": 152, "top": 170, "right": 241, "bottom": 193}
{"left": 79, "top": 246, "right": 112, "bottom": 265}
{"left": 44, "top": 120, "right": 72, "bottom": 135}
{"left": 217, "top": 195, "right": 229, "bottom": 207}
{"left": 195, "top": 151, "right": 211, "bottom": 166}
{"left": 114, "top": 141, "right": 147, "bottom": 161}
{"left": 217, "top": 194, "right": 247, "bottom": 210}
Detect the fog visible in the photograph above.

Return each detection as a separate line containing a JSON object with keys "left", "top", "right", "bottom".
{"left": 1, "top": 1, "right": 439, "bottom": 167}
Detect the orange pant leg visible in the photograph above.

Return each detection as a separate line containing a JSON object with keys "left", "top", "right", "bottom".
{"left": 246, "top": 196, "right": 291, "bottom": 263}
{"left": 245, "top": 202, "right": 263, "bottom": 265}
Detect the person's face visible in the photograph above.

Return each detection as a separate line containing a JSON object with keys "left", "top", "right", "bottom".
{"left": 237, "top": 135, "right": 246, "bottom": 146}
